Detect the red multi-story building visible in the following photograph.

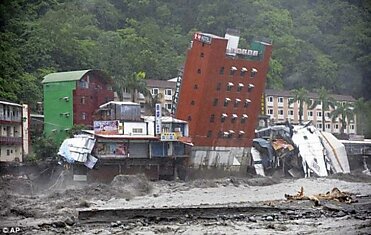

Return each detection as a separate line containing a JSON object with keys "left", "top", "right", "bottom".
{"left": 176, "top": 30, "right": 272, "bottom": 150}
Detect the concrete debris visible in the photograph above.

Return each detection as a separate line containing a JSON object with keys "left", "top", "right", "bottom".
{"left": 58, "top": 135, "right": 97, "bottom": 169}
{"left": 253, "top": 122, "right": 350, "bottom": 178}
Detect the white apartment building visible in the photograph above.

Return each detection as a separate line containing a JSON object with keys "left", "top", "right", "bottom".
{"left": 265, "top": 89, "right": 357, "bottom": 134}
{"left": 0, "top": 101, "right": 29, "bottom": 162}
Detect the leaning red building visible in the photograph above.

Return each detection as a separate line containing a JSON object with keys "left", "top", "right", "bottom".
{"left": 175, "top": 29, "right": 272, "bottom": 171}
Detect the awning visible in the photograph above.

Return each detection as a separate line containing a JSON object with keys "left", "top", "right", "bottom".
{"left": 232, "top": 114, "right": 238, "bottom": 118}
{"left": 248, "top": 84, "right": 255, "bottom": 88}
{"left": 239, "top": 130, "right": 245, "bottom": 135}
{"left": 251, "top": 68, "right": 258, "bottom": 73}
{"left": 245, "top": 99, "right": 251, "bottom": 103}
{"left": 238, "top": 83, "right": 244, "bottom": 87}
{"left": 225, "top": 98, "right": 231, "bottom": 102}
{"left": 241, "top": 67, "right": 248, "bottom": 72}
{"left": 221, "top": 113, "right": 228, "bottom": 117}
{"left": 242, "top": 114, "right": 248, "bottom": 118}
{"left": 227, "top": 82, "right": 234, "bottom": 86}
{"left": 229, "top": 130, "right": 235, "bottom": 134}
{"left": 235, "top": 98, "right": 241, "bottom": 103}
{"left": 231, "top": 66, "right": 237, "bottom": 71}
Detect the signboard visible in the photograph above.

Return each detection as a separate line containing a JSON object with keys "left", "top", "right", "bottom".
{"left": 194, "top": 33, "right": 212, "bottom": 44}
{"left": 160, "top": 132, "right": 182, "bottom": 141}
{"left": 226, "top": 48, "right": 259, "bottom": 56}
{"left": 155, "top": 103, "right": 162, "bottom": 135}
{"left": 94, "top": 120, "right": 118, "bottom": 135}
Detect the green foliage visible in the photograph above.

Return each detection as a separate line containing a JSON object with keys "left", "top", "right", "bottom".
{"left": 330, "top": 101, "right": 355, "bottom": 136}
{"left": 290, "top": 88, "right": 311, "bottom": 124}
{"left": 1, "top": 0, "right": 370, "bottom": 108}
{"left": 32, "top": 135, "right": 59, "bottom": 160}
{"left": 67, "top": 124, "right": 88, "bottom": 137}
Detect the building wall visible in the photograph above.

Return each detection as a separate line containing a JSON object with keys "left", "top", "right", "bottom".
{"left": 0, "top": 102, "right": 23, "bottom": 162}
{"left": 73, "top": 72, "right": 114, "bottom": 126}
{"left": 44, "top": 71, "right": 114, "bottom": 142}
{"left": 43, "top": 81, "right": 75, "bottom": 142}
{"left": 176, "top": 33, "right": 272, "bottom": 147}
{"left": 265, "top": 93, "right": 357, "bottom": 134}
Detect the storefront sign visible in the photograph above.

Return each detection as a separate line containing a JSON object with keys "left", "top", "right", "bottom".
{"left": 94, "top": 120, "right": 118, "bottom": 135}
{"left": 155, "top": 103, "right": 162, "bottom": 135}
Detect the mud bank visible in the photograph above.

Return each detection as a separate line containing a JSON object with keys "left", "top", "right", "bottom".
{"left": 0, "top": 173, "right": 370, "bottom": 234}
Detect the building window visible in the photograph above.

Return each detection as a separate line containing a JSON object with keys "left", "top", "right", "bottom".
{"left": 250, "top": 68, "right": 257, "bottom": 78}
{"left": 248, "top": 83, "right": 255, "bottom": 91}
{"left": 221, "top": 114, "right": 227, "bottom": 122}
{"left": 81, "top": 96, "right": 86, "bottom": 104}
{"left": 226, "top": 82, "right": 234, "bottom": 91}
{"left": 197, "top": 68, "right": 201, "bottom": 74}
{"left": 224, "top": 98, "right": 231, "bottom": 107}
{"left": 278, "top": 109, "right": 284, "bottom": 116}
{"left": 288, "top": 110, "right": 294, "bottom": 116}
{"left": 191, "top": 100, "right": 195, "bottom": 105}
{"left": 350, "top": 124, "right": 355, "bottom": 130}
{"left": 234, "top": 99, "right": 241, "bottom": 107}
{"left": 213, "top": 98, "right": 218, "bottom": 106}
{"left": 268, "top": 96, "right": 273, "bottom": 103}
{"left": 216, "top": 83, "right": 221, "bottom": 91}
{"left": 334, "top": 124, "right": 339, "bottom": 129}
{"left": 237, "top": 83, "right": 244, "bottom": 92}
{"left": 308, "top": 111, "right": 313, "bottom": 117}
{"left": 317, "top": 111, "right": 322, "bottom": 117}
{"left": 268, "top": 109, "right": 273, "bottom": 115}
{"left": 165, "top": 103, "right": 172, "bottom": 110}
{"left": 210, "top": 114, "right": 215, "bottom": 123}
{"left": 132, "top": 128, "right": 143, "bottom": 134}
{"left": 152, "top": 88, "right": 159, "bottom": 96}
{"left": 7, "top": 149, "right": 10, "bottom": 156}
{"left": 230, "top": 66, "right": 237, "bottom": 75}
{"left": 326, "top": 124, "right": 331, "bottom": 129}
{"left": 317, "top": 123, "right": 323, "bottom": 129}
{"left": 79, "top": 79, "right": 89, "bottom": 88}
{"left": 207, "top": 130, "right": 212, "bottom": 138}
{"left": 231, "top": 114, "right": 237, "bottom": 123}
{"left": 82, "top": 112, "right": 87, "bottom": 120}
{"left": 244, "top": 99, "right": 251, "bottom": 108}
{"left": 200, "top": 52, "right": 204, "bottom": 58}
{"left": 240, "top": 67, "right": 247, "bottom": 76}
{"left": 165, "top": 89, "right": 172, "bottom": 96}
{"left": 187, "top": 116, "right": 192, "bottom": 121}
{"left": 278, "top": 97, "right": 284, "bottom": 104}
{"left": 219, "top": 67, "right": 224, "bottom": 75}
{"left": 194, "top": 84, "right": 198, "bottom": 89}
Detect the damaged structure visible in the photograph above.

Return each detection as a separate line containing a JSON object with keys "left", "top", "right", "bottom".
{"left": 252, "top": 122, "right": 350, "bottom": 177}
{"left": 58, "top": 101, "right": 192, "bottom": 181}
{"left": 175, "top": 29, "right": 273, "bottom": 174}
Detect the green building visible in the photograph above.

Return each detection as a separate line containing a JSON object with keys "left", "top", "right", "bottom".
{"left": 42, "top": 69, "right": 114, "bottom": 143}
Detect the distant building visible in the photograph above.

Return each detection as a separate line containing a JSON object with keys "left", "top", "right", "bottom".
{"left": 174, "top": 29, "right": 272, "bottom": 170}
{"left": 0, "top": 101, "right": 30, "bottom": 162}
{"left": 119, "top": 79, "right": 176, "bottom": 115}
{"left": 42, "top": 70, "right": 114, "bottom": 142}
{"left": 264, "top": 89, "right": 357, "bottom": 134}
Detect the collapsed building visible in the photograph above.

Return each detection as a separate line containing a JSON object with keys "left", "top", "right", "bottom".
{"left": 57, "top": 101, "right": 192, "bottom": 182}
{"left": 252, "top": 122, "right": 350, "bottom": 177}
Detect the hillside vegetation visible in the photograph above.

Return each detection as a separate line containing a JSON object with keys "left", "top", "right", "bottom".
{"left": 1, "top": 0, "right": 370, "bottom": 107}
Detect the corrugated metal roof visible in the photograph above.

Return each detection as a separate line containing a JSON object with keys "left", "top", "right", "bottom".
{"left": 42, "top": 70, "right": 91, "bottom": 83}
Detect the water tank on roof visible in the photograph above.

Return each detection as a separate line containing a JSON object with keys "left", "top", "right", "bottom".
{"left": 225, "top": 28, "right": 240, "bottom": 56}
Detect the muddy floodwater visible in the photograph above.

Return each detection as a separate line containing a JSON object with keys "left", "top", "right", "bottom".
{"left": 1, "top": 173, "right": 370, "bottom": 234}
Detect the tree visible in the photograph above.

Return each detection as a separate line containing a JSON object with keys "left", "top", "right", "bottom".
{"left": 143, "top": 92, "right": 171, "bottom": 116}
{"left": 331, "top": 101, "right": 355, "bottom": 136}
{"left": 121, "top": 71, "right": 149, "bottom": 102}
{"left": 353, "top": 98, "right": 369, "bottom": 135}
{"left": 290, "top": 88, "right": 311, "bottom": 124}
{"left": 309, "top": 87, "right": 335, "bottom": 131}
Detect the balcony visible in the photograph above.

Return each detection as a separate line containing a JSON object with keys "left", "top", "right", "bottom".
{"left": 0, "top": 136, "right": 22, "bottom": 145}
{"left": 0, "top": 114, "right": 22, "bottom": 122}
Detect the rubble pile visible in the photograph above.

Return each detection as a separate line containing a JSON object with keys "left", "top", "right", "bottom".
{"left": 253, "top": 122, "right": 350, "bottom": 178}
